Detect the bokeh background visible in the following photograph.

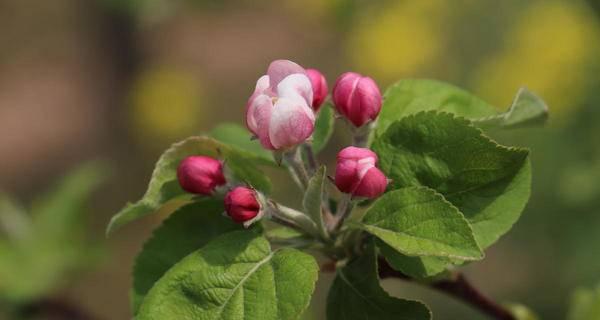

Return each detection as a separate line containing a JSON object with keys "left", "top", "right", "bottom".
{"left": 1, "top": 0, "right": 600, "bottom": 319}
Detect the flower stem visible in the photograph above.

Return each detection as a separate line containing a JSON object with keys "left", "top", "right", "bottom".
{"left": 328, "top": 193, "right": 355, "bottom": 233}
{"left": 269, "top": 202, "right": 321, "bottom": 239}
{"left": 302, "top": 143, "right": 318, "bottom": 176}
{"left": 283, "top": 147, "right": 310, "bottom": 189}
{"left": 351, "top": 121, "right": 376, "bottom": 148}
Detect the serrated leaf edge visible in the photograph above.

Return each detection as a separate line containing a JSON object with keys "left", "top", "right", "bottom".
{"left": 362, "top": 186, "right": 484, "bottom": 261}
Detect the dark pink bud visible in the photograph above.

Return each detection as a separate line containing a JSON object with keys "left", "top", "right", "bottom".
{"left": 306, "top": 68, "right": 329, "bottom": 111}
{"left": 177, "top": 156, "right": 226, "bottom": 195}
{"left": 224, "top": 187, "right": 261, "bottom": 223}
{"left": 332, "top": 72, "right": 382, "bottom": 127}
{"left": 334, "top": 146, "right": 388, "bottom": 199}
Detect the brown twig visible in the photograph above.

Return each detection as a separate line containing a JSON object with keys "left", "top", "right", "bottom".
{"left": 18, "top": 298, "right": 98, "bottom": 320}
{"left": 378, "top": 258, "right": 516, "bottom": 320}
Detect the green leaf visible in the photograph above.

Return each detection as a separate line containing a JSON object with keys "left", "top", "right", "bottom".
{"left": 106, "top": 136, "right": 271, "bottom": 235}
{"left": 264, "top": 226, "right": 313, "bottom": 248}
{"left": 0, "top": 194, "right": 30, "bottom": 241}
{"left": 506, "top": 303, "right": 539, "bottom": 320}
{"left": 376, "top": 80, "right": 548, "bottom": 137}
{"left": 265, "top": 226, "right": 305, "bottom": 240}
{"left": 326, "top": 240, "right": 430, "bottom": 320}
{"left": 138, "top": 230, "right": 318, "bottom": 320}
{"left": 361, "top": 187, "right": 482, "bottom": 261}
{"left": 378, "top": 241, "right": 450, "bottom": 279}
{"left": 474, "top": 88, "right": 548, "bottom": 130}
{"left": 303, "top": 166, "right": 327, "bottom": 238}
{"left": 210, "top": 123, "right": 275, "bottom": 165}
{"left": 376, "top": 79, "right": 497, "bottom": 136}
{"left": 312, "top": 104, "right": 335, "bottom": 153}
{"left": 0, "top": 163, "right": 107, "bottom": 302}
{"left": 568, "top": 285, "right": 600, "bottom": 320}
{"left": 131, "top": 199, "right": 241, "bottom": 314}
{"left": 225, "top": 155, "right": 272, "bottom": 194}
{"left": 32, "top": 161, "right": 108, "bottom": 242}
{"left": 372, "top": 112, "right": 530, "bottom": 249}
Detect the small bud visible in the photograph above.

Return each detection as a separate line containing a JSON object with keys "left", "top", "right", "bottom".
{"left": 246, "top": 59, "right": 315, "bottom": 150}
{"left": 334, "top": 146, "right": 388, "bottom": 199}
{"left": 224, "top": 186, "right": 261, "bottom": 224}
{"left": 332, "top": 72, "right": 382, "bottom": 127}
{"left": 177, "top": 156, "right": 226, "bottom": 195}
{"left": 306, "top": 68, "right": 329, "bottom": 111}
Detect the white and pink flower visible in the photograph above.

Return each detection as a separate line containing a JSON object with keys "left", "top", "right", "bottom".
{"left": 246, "top": 60, "right": 315, "bottom": 150}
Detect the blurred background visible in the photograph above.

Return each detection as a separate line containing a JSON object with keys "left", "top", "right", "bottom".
{"left": 1, "top": 0, "right": 600, "bottom": 319}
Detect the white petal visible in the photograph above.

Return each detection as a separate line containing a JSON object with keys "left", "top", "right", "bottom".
{"left": 255, "top": 75, "right": 270, "bottom": 93}
{"left": 246, "top": 93, "right": 272, "bottom": 134}
{"left": 277, "top": 73, "right": 314, "bottom": 107}
{"left": 268, "top": 97, "right": 315, "bottom": 149}
{"left": 267, "top": 60, "right": 306, "bottom": 88}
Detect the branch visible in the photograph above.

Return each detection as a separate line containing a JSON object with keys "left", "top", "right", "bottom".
{"left": 18, "top": 298, "right": 98, "bottom": 320}
{"left": 378, "top": 258, "right": 516, "bottom": 320}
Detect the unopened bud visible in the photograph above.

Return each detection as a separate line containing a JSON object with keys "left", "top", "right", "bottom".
{"left": 332, "top": 72, "right": 382, "bottom": 127}
{"left": 334, "top": 146, "right": 388, "bottom": 199}
{"left": 177, "top": 156, "right": 226, "bottom": 195}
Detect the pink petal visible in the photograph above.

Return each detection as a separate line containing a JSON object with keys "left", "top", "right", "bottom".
{"left": 277, "top": 73, "right": 314, "bottom": 107}
{"left": 267, "top": 60, "right": 306, "bottom": 88}
{"left": 347, "top": 77, "right": 382, "bottom": 126}
{"left": 353, "top": 167, "right": 388, "bottom": 198}
{"left": 268, "top": 97, "right": 315, "bottom": 149}
{"left": 332, "top": 72, "right": 361, "bottom": 116}
{"left": 255, "top": 75, "right": 270, "bottom": 94}
{"left": 337, "top": 146, "right": 378, "bottom": 163}
{"left": 247, "top": 94, "right": 275, "bottom": 149}
{"left": 306, "top": 68, "right": 328, "bottom": 111}
{"left": 334, "top": 159, "right": 360, "bottom": 193}
{"left": 246, "top": 93, "right": 269, "bottom": 134}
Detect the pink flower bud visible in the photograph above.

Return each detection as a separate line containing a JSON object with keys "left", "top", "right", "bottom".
{"left": 334, "top": 146, "right": 388, "bottom": 199}
{"left": 224, "top": 186, "right": 261, "bottom": 223}
{"left": 332, "top": 72, "right": 382, "bottom": 127}
{"left": 306, "top": 68, "right": 328, "bottom": 111}
{"left": 246, "top": 60, "right": 315, "bottom": 150}
{"left": 177, "top": 156, "right": 226, "bottom": 195}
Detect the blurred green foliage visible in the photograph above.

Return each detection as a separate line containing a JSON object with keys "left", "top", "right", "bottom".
{"left": 0, "top": 163, "right": 108, "bottom": 305}
{"left": 3, "top": 0, "right": 600, "bottom": 318}
{"left": 568, "top": 284, "right": 600, "bottom": 320}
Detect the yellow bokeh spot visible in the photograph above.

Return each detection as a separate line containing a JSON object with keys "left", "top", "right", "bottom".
{"left": 471, "top": 1, "right": 600, "bottom": 116}
{"left": 347, "top": 0, "right": 450, "bottom": 82}
{"left": 129, "top": 67, "right": 205, "bottom": 147}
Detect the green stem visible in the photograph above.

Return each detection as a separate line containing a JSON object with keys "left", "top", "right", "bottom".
{"left": 283, "top": 148, "right": 310, "bottom": 189}
{"left": 269, "top": 202, "right": 321, "bottom": 240}
{"left": 351, "top": 121, "right": 376, "bottom": 148}
{"left": 328, "top": 193, "right": 355, "bottom": 233}
{"left": 302, "top": 143, "right": 318, "bottom": 176}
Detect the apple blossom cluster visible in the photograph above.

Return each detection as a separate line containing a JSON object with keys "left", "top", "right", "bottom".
{"left": 108, "top": 55, "right": 546, "bottom": 320}
{"left": 176, "top": 59, "right": 387, "bottom": 226}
